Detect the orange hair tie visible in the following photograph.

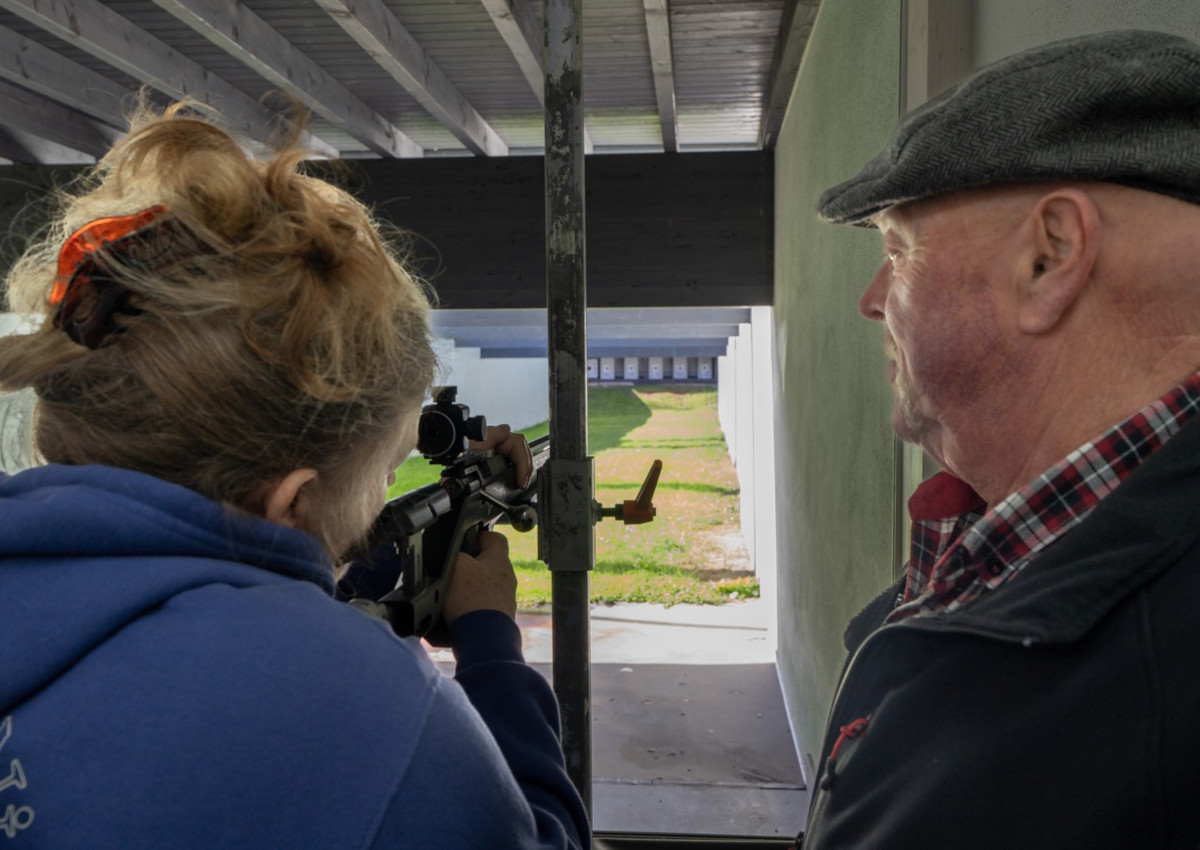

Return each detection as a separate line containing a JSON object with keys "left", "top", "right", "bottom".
{"left": 50, "top": 205, "right": 169, "bottom": 348}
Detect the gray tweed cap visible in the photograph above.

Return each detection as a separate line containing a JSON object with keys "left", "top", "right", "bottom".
{"left": 816, "top": 29, "right": 1200, "bottom": 225}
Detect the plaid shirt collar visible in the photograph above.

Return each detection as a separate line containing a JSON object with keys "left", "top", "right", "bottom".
{"left": 889, "top": 370, "right": 1200, "bottom": 624}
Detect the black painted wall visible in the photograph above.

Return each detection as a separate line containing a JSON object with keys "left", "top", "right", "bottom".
{"left": 0, "top": 151, "right": 772, "bottom": 310}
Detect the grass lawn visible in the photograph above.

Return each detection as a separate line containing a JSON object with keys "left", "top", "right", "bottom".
{"left": 388, "top": 384, "right": 757, "bottom": 608}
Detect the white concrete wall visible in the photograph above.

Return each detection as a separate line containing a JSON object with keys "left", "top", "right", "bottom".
{"left": 973, "top": 0, "right": 1200, "bottom": 67}
{"left": 0, "top": 388, "right": 34, "bottom": 474}
{"left": 749, "top": 306, "right": 779, "bottom": 639}
{"left": 718, "top": 353, "right": 735, "bottom": 464}
{"left": 0, "top": 314, "right": 41, "bottom": 473}
{"left": 432, "top": 340, "right": 550, "bottom": 431}
{"left": 716, "top": 308, "right": 779, "bottom": 643}
{"left": 734, "top": 323, "right": 755, "bottom": 556}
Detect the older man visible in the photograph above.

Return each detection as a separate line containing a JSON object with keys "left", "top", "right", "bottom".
{"left": 803, "top": 30, "right": 1200, "bottom": 848}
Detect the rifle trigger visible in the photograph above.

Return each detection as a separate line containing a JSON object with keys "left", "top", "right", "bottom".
{"left": 463, "top": 526, "right": 481, "bottom": 557}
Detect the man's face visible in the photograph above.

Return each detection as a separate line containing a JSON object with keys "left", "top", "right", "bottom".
{"left": 859, "top": 191, "right": 1024, "bottom": 462}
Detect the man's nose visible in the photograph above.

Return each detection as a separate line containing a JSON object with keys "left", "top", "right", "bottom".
{"left": 858, "top": 263, "right": 889, "bottom": 321}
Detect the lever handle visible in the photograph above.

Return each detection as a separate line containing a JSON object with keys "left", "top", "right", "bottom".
{"left": 626, "top": 459, "right": 662, "bottom": 523}
{"left": 600, "top": 459, "right": 662, "bottom": 525}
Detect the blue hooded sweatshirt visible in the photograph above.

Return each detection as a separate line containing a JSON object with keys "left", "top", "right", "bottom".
{"left": 0, "top": 463, "right": 588, "bottom": 848}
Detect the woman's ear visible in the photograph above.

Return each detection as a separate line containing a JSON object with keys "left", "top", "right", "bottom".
{"left": 260, "top": 468, "right": 319, "bottom": 527}
{"left": 1018, "top": 188, "right": 1100, "bottom": 334}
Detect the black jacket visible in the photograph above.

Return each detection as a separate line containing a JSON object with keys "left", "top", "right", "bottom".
{"left": 802, "top": 416, "right": 1200, "bottom": 849}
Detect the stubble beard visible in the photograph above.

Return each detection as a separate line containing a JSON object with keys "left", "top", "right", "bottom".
{"left": 892, "top": 384, "right": 937, "bottom": 446}
{"left": 885, "top": 337, "right": 939, "bottom": 449}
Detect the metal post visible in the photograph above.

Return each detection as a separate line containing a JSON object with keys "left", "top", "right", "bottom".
{"left": 544, "top": 0, "right": 593, "bottom": 813}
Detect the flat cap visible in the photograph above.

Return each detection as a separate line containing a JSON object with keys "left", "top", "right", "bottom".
{"left": 817, "top": 29, "right": 1200, "bottom": 225}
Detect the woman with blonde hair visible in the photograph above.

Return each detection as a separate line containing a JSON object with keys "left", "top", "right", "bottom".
{"left": 0, "top": 108, "right": 587, "bottom": 848}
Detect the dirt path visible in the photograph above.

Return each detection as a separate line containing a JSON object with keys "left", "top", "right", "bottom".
{"left": 593, "top": 385, "right": 752, "bottom": 577}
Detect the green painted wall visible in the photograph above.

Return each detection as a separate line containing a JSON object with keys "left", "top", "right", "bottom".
{"left": 772, "top": 0, "right": 901, "bottom": 774}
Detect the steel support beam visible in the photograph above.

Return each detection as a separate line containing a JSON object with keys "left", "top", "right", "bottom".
{"left": 543, "top": 0, "right": 593, "bottom": 814}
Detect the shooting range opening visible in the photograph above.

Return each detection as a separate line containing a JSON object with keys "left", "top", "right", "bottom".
{"left": 408, "top": 305, "right": 804, "bottom": 839}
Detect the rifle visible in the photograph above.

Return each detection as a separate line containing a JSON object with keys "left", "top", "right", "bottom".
{"left": 338, "top": 386, "right": 549, "bottom": 646}
{"left": 339, "top": 386, "right": 664, "bottom": 646}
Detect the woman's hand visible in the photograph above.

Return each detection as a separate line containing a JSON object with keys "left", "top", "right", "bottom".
{"left": 442, "top": 423, "right": 529, "bottom": 626}
{"left": 443, "top": 529, "right": 517, "bottom": 624}
{"left": 469, "top": 424, "right": 533, "bottom": 489}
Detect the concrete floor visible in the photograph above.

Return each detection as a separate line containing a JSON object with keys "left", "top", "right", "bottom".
{"left": 430, "top": 598, "right": 809, "bottom": 839}
{"left": 585, "top": 661, "right": 806, "bottom": 838}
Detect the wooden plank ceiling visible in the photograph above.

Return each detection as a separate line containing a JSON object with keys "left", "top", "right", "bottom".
{"left": 0, "top": 0, "right": 818, "bottom": 163}
{"left": 0, "top": 0, "right": 819, "bottom": 356}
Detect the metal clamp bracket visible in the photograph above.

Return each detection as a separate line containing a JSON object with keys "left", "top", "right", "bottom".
{"left": 538, "top": 457, "right": 596, "bottom": 572}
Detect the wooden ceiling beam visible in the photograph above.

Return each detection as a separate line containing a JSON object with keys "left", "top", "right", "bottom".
{"left": 0, "top": 126, "right": 96, "bottom": 165}
{"left": 0, "top": 24, "right": 131, "bottom": 130}
{"left": 0, "top": 128, "right": 31, "bottom": 164}
{"left": 315, "top": 0, "right": 506, "bottom": 157}
{"left": 479, "top": 0, "right": 594, "bottom": 153}
{"left": 758, "top": 0, "right": 821, "bottom": 150}
{"left": 0, "top": 0, "right": 339, "bottom": 158}
{"left": 0, "top": 78, "right": 114, "bottom": 158}
{"left": 642, "top": 0, "right": 678, "bottom": 152}
{"left": 480, "top": 0, "right": 544, "bottom": 103}
{"left": 151, "top": 0, "right": 422, "bottom": 158}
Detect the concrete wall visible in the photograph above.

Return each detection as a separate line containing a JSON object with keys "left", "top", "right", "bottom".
{"left": 0, "top": 388, "right": 34, "bottom": 473}
{"left": 772, "top": 0, "right": 901, "bottom": 778}
{"left": 432, "top": 340, "right": 550, "bottom": 432}
{"left": 0, "top": 314, "right": 39, "bottom": 473}
{"left": 973, "top": 0, "right": 1200, "bottom": 67}
{"left": 717, "top": 308, "right": 780, "bottom": 642}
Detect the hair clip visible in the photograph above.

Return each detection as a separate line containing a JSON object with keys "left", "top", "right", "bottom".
{"left": 50, "top": 204, "right": 170, "bottom": 349}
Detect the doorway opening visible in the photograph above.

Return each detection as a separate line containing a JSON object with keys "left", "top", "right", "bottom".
{"left": 403, "top": 305, "right": 805, "bottom": 840}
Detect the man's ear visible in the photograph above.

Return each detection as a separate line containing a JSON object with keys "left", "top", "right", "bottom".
{"left": 261, "top": 468, "right": 319, "bottom": 528}
{"left": 1018, "top": 189, "right": 1100, "bottom": 334}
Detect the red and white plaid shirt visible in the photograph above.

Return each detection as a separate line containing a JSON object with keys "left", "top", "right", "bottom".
{"left": 889, "top": 370, "right": 1200, "bottom": 624}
